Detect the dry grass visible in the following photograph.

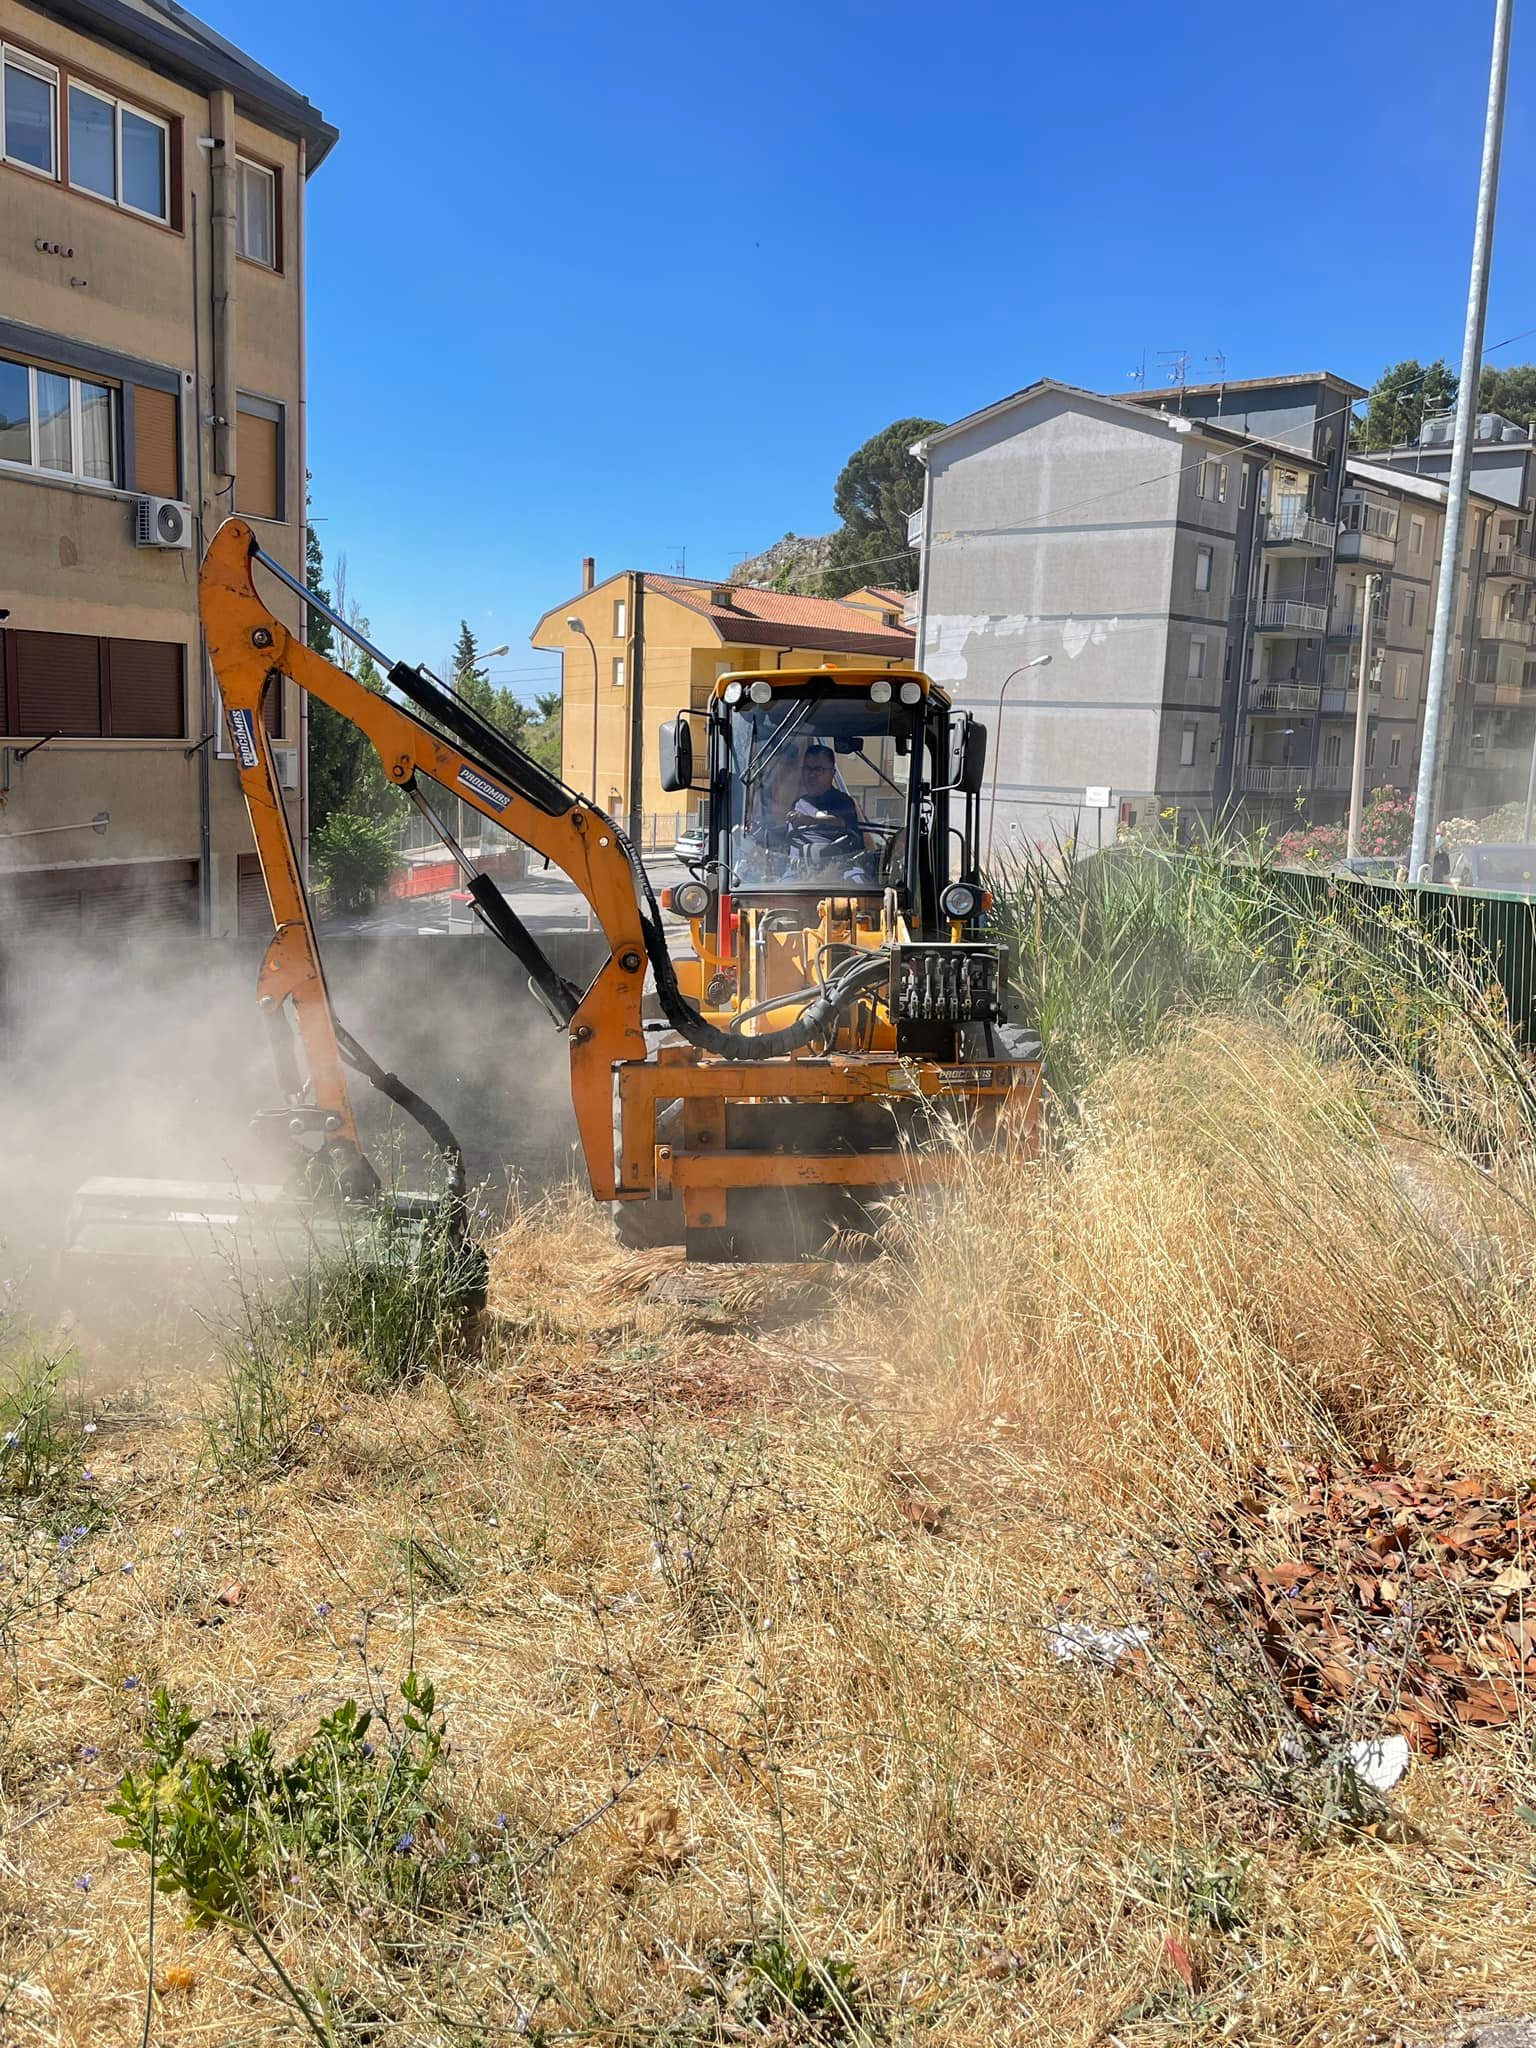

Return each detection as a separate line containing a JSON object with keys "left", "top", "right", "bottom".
{"left": 5, "top": 1028, "right": 1536, "bottom": 2043}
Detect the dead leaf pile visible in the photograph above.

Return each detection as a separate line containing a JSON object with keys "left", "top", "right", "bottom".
{"left": 1220, "top": 1463, "right": 1536, "bottom": 1753}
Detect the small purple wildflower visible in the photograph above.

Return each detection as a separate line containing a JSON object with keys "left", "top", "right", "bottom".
{"left": 82, "top": 1422, "right": 97, "bottom": 1436}
{"left": 315, "top": 1601, "right": 333, "bottom": 1619}
{"left": 74, "top": 1873, "right": 92, "bottom": 1893}
{"left": 393, "top": 1830, "right": 414, "bottom": 1854}
{"left": 361, "top": 1741, "right": 375, "bottom": 1758}
{"left": 494, "top": 1813, "right": 507, "bottom": 1832}
{"left": 122, "top": 1676, "right": 140, "bottom": 1692}
{"left": 80, "top": 1745, "right": 98, "bottom": 1762}
{"left": 120, "top": 1561, "right": 134, "bottom": 1575}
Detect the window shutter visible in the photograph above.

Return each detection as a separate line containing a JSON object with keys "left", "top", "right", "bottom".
{"left": 12, "top": 632, "right": 102, "bottom": 734}
{"left": 262, "top": 672, "right": 284, "bottom": 737}
{"left": 105, "top": 639, "right": 184, "bottom": 737}
{"left": 134, "top": 386, "right": 180, "bottom": 498}
{"left": 236, "top": 409, "right": 279, "bottom": 519}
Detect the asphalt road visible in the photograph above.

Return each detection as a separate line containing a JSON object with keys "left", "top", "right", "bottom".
{"left": 324, "top": 853, "right": 688, "bottom": 938}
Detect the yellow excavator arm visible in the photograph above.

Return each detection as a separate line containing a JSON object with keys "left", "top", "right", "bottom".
{"left": 202, "top": 515, "right": 650, "bottom": 1200}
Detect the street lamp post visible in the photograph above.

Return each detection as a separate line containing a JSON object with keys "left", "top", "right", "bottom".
{"left": 984, "top": 654, "right": 1053, "bottom": 868}
{"left": 566, "top": 615, "right": 600, "bottom": 805}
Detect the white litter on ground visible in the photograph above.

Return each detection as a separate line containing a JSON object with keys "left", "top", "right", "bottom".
{"left": 1047, "top": 1620, "right": 1150, "bottom": 1668}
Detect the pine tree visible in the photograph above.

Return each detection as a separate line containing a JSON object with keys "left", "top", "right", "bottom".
{"left": 819, "top": 417, "right": 944, "bottom": 599}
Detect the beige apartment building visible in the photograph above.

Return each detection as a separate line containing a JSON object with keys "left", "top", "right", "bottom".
{"left": 531, "top": 568, "right": 914, "bottom": 835}
{"left": 0, "top": 0, "right": 334, "bottom": 937}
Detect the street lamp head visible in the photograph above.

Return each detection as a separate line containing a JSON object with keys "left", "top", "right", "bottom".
{"left": 484, "top": 643, "right": 510, "bottom": 660}
{"left": 566, "top": 615, "right": 586, "bottom": 635}
{"left": 1025, "top": 653, "right": 1052, "bottom": 669}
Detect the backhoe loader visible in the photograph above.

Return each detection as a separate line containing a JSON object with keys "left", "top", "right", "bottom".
{"left": 67, "top": 519, "right": 1040, "bottom": 1270}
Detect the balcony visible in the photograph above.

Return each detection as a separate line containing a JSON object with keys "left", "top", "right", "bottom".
{"left": 1485, "top": 547, "right": 1536, "bottom": 579}
{"left": 1313, "top": 760, "right": 1354, "bottom": 790}
{"left": 1336, "top": 526, "right": 1396, "bottom": 566}
{"left": 1328, "top": 606, "right": 1389, "bottom": 640}
{"left": 1488, "top": 617, "right": 1536, "bottom": 649}
{"left": 1249, "top": 680, "right": 1320, "bottom": 713}
{"left": 1264, "top": 510, "right": 1336, "bottom": 552}
{"left": 1242, "top": 764, "right": 1312, "bottom": 796}
{"left": 1253, "top": 599, "right": 1328, "bottom": 635}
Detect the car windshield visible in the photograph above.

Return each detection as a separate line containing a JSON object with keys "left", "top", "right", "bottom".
{"left": 723, "top": 694, "right": 915, "bottom": 892}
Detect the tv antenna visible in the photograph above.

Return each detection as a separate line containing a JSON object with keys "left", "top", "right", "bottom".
{"left": 1156, "top": 349, "right": 1191, "bottom": 410}
{"left": 1204, "top": 351, "right": 1229, "bottom": 408}
{"left": 1126, "top": 349, "right": 1147, "bottom": 389}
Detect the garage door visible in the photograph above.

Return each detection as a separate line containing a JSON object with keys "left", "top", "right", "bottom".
{"left": 0, "top": 859, "right": 200, "bottom": 939}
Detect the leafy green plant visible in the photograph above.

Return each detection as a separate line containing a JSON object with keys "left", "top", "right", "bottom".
{"left": 109, "top": 1671, "right": 446, "bottom": 1928}
{"left": 311, "top": 810, "right": 398, "bottom": 913}
{"left": 705, "top": 1937, "right": 870, "bottom": 2041}
{"left": 0, "top": 1341, "right": 88, "bottom": 1513}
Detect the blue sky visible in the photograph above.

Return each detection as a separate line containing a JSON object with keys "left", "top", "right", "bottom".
{"left": 200, "top": 0, "right": 1534, "bottom": 701}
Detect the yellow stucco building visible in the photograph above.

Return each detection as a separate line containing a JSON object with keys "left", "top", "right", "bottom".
{"left": 530, "top": 569, "right": 914, "bottom": 838}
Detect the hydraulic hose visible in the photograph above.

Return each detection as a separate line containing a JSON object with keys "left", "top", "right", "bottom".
{"left": 614, "top": 825, "right": 890, "bottom": 1061}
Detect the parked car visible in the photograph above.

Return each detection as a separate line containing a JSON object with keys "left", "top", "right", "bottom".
{"left": 1448, "top": 843, "right": 1536, "bottom": 894}
{"left": 673, "top": 822, "right": 708, "bottom": 864}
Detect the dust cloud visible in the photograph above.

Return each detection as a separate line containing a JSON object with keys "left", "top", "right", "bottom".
{"left": 0, "top": 928, "right": 584, "bottom": 1380}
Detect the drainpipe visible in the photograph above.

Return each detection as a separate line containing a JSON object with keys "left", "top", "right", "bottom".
{"left": 296, "top": 138, "right": 309, "bottom": 884}
{"left": 190, "top": 191, "right": 213, "bottom": 932}
{"left": 208, "top": 89, "right": 237, "bottom": 486}
{"left": 913, "top": 442, "right": 933, "bottom": 671}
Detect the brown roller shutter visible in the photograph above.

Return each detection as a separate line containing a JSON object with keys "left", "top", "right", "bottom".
{"left": 237, "top": 410, "right": 279, "bottom": 520}
{"left": 0, "top": 860, "right": 197, "bottom": 940}
{"left": 106, "top": 639, "right": 185, "bottom": 738}
{"left": 237, "top": 852, "right": 271, "bottom": 935}
{"left": 134, "top": 387, "right": 180, "bottom": 498}
{"left": 12, "top": 632, "right": 102, "bottom": 734}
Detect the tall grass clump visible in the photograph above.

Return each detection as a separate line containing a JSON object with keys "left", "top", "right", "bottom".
{"left": 992, "top": 832, "right": 1286, "bottom": 1108}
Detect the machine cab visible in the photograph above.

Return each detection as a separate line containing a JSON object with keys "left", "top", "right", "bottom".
{"left": 659, "top": 668, "right": 989, "bottom": 938}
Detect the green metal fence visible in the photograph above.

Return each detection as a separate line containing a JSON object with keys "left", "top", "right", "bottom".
{"left": 1271, "top": 870, "right": 1536, "bottom": 1039}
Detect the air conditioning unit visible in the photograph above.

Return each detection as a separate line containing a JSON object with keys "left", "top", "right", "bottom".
{"left": 273, "top": 747, "right": 299, "bottom": 791}
{"left": 134, "top": 495, "right": 192, "bottom": 548}
{"left": 1420, "top": 416, "right": 1455, "bottom": 447}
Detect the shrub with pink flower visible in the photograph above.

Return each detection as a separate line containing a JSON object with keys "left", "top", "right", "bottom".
{"left": 1272, "top": 787, "right": 1416, "bottom": 868}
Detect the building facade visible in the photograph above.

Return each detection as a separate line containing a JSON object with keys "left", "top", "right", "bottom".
{"left": 913, "top": 373, "right": 1536, "bottom": 851}
{"left": 531, "top": 568, "right": 915, "bottom": 834}
{"left": 0, "top": 0, "right": 334, "bottom": 938}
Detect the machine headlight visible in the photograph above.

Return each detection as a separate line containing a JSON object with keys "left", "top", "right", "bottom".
{"left": 723, "top": 680, "right": 744, "bottom": 704}
{"left": 869, "top": 678, "right": 893, "bottom": 704}
{"left": 939, "top": 882, "right": 979, "bottom": 921}
{"left": 673, "top": 878, "right": 711, "bottom": 918}
{"left": 899, "top": 680, "right": 923, "bottom": 705}
{"left": 748, "top": 679, "right": 773, "bottom": 704}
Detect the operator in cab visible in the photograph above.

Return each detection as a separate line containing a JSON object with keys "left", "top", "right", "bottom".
{"left": 792, "top": 744, "right": 862, "bottom": 835}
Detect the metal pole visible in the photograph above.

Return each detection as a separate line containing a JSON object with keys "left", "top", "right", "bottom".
{"left": 626, "top": 572, "right": 646, "bottom": 846}
{"left": 1523, "top": 708, "right": 1536, "bottom": 839}
{"left": 984, "top": 655, "right": 1053, "bottom": 868}
{"left": 1409, "top": 0, "right": 1514, "bottom": 880}
{"left": 1346, "top": 573, "right": 1379, "bottom": 858}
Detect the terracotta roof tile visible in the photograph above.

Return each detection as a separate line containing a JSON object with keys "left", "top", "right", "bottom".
{"left": 650, "top": 576, "right": 914, "bottom": 657}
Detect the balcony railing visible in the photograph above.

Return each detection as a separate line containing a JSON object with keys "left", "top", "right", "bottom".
{"left": 1253, "top": 599, "right": 1328, "bottom": 635}
{"left": 1488, "top": 616, "right": 1536, "bottom": 648}
{"left": 1249, "top": 681, "right": 1321, "bottom": 712}
{"left": 1485, "top": 548, "right": 1536, "bottom": 579}
{"left": 1241, "top": 765, "right": 1311, "bottom": 795}
{"left": 1264, "top": 511, "right": 1336, "bottom": 550}
{"left": 1328, "top": 608, "right": 1388, "bottom": 639}
{"left": 1313, "top": 760, "right": 1354, "bottom": 790}
{"left": 1335, "top": 526, "right": 1397, "bottom": 566}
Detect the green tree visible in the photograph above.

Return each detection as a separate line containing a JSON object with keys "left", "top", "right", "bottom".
{"left": 303, "top": 501, "right": 400, "bottom": 833}
{"left": 1478, "top": 363, "right": 1536, "bottom": 426}
{"left": 311, "top": 811, "right": 398, "bottom": 914}
{"left": 451, "top": 619, "right": 530, "bottom": 746}
{"left": 304, "top": 487, "right": 334, "bottom": 661}
{"left": 1358, "top": 359, "right": 1457, "bottom": 451}
{"left": 818, "top": 417, "right": 944, "bottom": 599}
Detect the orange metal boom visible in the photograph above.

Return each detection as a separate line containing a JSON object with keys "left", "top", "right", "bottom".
{"left": 200, "top": 515, "right": 647, "bottom": 1200}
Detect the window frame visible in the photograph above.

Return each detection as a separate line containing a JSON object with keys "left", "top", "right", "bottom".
{"left": 613, "top": 598, "right": 627, "bottom": 637}
{"left": 1194, "top": 543, "right": 1213, "bottom": 593}
{"left": 611, "top": 656, "right": 626, "bottom": 690}
{"left": 1187, "top": 632, "right": 1207, "bottom": 681}
{"left": 0, "top": 353, "right": 120, "bottom": 487}
{"left": 1178, "top": 725, "right": 1197, "bottom": 768}
{"left": 235, "top": 152, "right": 279, "bottom": 270}
{"left": 2, "top": 44, "right": 58, "bottom": 180}
{"left": 1409, "top": 514, "right": 1425, "bottom": 555}
{"left": 0, "top": 32, "right": 179, "bottom": 230}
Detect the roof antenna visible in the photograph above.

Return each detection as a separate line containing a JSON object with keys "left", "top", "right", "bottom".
{"left": 1204, "top": 351, "right": 1228, "bottom": 411}
{"left": 1126, "top": 350, "right": 1147, "bottom": 389}
{"left": 1156, "top": 349, "right": 1190, "bottom": 413}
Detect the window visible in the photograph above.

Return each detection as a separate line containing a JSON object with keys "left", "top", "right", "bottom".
{"left": 1218, "top": 463, "right": 1229, "bottom": 504}
{"left": 1197, "top": 459, "right": 1218, "bottom": 500}
{"left": 236, "top": 155, "right": 276, "bottom": 266}
{"left": 1366, "top": 731, "right": 1377, "bottom": 766}
{"left": 611, "top": 656, "right": 626, "bottom": 690}
{"left": 1410, "top": 514, "right": 1425, "bottom": 555}
{"left": 0, "top": 630, "right": 184, "bottom": 737}
{"left": 0, "top": 355, "right": 117, "bottom": 482}
{"left": 1187, "top": 633, "right": 1206, "bottom": 680}
{"left": 1240, "top": 464, "right": 1251, "bottom": 509}
{"left": 1194, "top": 544, "right": 1213, "bottom": 593}
{"left": 1231, "top": 549, "right": 1241, "bottom": 595}
{"left": 1390, "top": 734, "right": 1403, "bottom": 768}
{"left": 235, "top": 394, "right": 283, "bottom": 520}
{"left": 612, "top": 598, "right": 627, "bottom": 637}
{"left": 1323, "top": 732, "right": 1342, "bottom": 768}
{"left": 1179, "top": 725, "right": 1196, "bottom": 767}
{"left": 3, "top": 46, "right": 56, "bottom": 175}
{"left": 1394, "top": 661, "right": 1409, "bottom": 699}
{"left": 1403, "top": 588, "right": 1416, "bottom": 630}
{"left": 66, "top": 80, "right": 167, "bottom": 219}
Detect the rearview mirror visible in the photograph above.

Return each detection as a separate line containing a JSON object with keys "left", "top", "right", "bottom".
{"left": 658, "top": 713, "right": 694, "bottom": 792}
{"left": 959, "top": 719, "right": 987, "bottom": 796}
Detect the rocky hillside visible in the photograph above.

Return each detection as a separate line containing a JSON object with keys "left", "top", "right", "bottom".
{"left": 728, "top": 531, "right": 834, "bottom": 591}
